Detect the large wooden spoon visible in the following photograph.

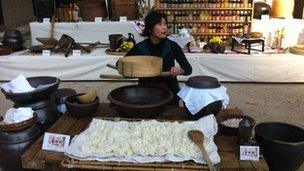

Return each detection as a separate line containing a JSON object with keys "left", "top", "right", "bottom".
{"left": 188, "top": 130, "right": 216, "bottom": 171}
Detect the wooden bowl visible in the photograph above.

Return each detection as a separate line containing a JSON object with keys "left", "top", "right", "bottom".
{"left": 65, "top": 93, "right": 100, "bottom": 118}
{"left": 0, "top": 115, "right": 36, "bottom": 133}
{"left": 117, "top": 56, "right": 163, "bottom": 78}
{"left": 108, "top": 85, "right": 173, "bottom": 119}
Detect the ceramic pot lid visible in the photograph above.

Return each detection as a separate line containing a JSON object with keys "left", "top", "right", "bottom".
{"left": 185, "top": 76, "right": 221, "bottom": 89}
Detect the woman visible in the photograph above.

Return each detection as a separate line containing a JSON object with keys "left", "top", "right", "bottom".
{"left": 126, "top": 11, "right": 192, "bottom": 106}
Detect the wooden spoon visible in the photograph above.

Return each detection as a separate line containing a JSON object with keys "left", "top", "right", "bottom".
{"left": 188, "top": 130, "right": 217, "bottom": 171}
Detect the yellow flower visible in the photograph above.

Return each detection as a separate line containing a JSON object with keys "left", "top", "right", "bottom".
{"left": 209, "top": 36, "right": 223, "bottom": 44}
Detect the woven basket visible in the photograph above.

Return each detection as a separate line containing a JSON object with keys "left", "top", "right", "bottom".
{"left": 0, "top": 116, "right": 36, "bottom": 133}
{"left": 290, "top": 47, "right": 304, "bottom": 55}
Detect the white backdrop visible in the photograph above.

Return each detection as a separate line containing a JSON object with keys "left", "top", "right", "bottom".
{"left": 30, "top": 21, "right": 144, "bottom": 46}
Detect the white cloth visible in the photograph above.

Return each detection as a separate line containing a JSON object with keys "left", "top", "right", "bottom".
{"left": 30, "top": 21, "right": 145, "bottom": 46}
{"left": 168, "top": 35, "right": 195, "bottom": 49}
{"left": 1, "top": 75, "right": 35, "bottom": 93}
{"left": 178, "top": 85, "right": 229, "bottom": 115}
{"left": 232, "top": 36, "right": 264, "bottom": 44}
{"left": 65, "top": 115, "right": 220, "bottom": 164}
{"left": 2, "top": 108, "right": 34, "bottom": 124}
{"left": 2, "top": 50, "right": 304, "bottom": 82}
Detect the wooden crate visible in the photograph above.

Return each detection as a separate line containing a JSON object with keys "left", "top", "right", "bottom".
{"left": 108, "top": 0, "right": 138, "bottom": 21}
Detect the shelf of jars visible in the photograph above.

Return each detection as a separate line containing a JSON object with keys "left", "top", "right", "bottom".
{"left": 168, "top": 20, "right": 249, "bottom": 23}
{"left": 165, "top": 10, "right": 252, "bottom": 22}
{"left": 167, "top": 22, "right": 245, "bottom": 40}
{"left": 154, "top": 0, "right": 253, "bottom": 9}
{"left": 155, "top": 0, "right": 253, "bottom": 40}
{"left": 154, "top": 7, "right": 253, "bottom": 11}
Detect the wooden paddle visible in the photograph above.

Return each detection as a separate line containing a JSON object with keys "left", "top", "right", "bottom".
{"left": 188, "top": 130, "right": 217, "bottom": 171}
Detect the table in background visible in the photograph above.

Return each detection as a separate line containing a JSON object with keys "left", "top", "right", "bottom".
{"left": 21, "top": 103, "right": 268, "bottom": 170}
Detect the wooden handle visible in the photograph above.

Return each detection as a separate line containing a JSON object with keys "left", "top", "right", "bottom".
{"left": 50, "top": 15, "right": 55, "bottom": 38}
{"left": 160, "top": 71, "right": 171, "bottom": 77}
{"left": 73, "top": 43, "right": 91, "bottom": 53}
{"left": 106, "top": 64, "right": 118, "bottom": 70}
{"left": 64, "top": 42, "right": 73, "bottom": 57}
{"left": 100, "top": 74, "right": 128, "bottom": 79}
{"left": 198, "top": 143, "right": 217, "bottom": 171}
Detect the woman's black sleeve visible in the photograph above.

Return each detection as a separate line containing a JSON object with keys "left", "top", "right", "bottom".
{"left": 173, "top": 43, "right": 193, "bottom": 75}
{"left": 125, "top": 46, "right": 143, "bottom": 56}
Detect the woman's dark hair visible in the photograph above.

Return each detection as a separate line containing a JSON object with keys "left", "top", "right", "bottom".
{"left": 142, "top": 11, "right": 167, "bottom": 37}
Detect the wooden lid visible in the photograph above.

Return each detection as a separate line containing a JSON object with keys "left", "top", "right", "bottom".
{"left": 185, "top": 76, "right": 221, "bottom": 89}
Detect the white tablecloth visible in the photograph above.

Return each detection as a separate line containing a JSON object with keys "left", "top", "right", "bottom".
{"left": 30, "top": 21, "right": 145, "bottom": 46}
{"left": 1, "top": 48, "right": 304, "bottom": 82}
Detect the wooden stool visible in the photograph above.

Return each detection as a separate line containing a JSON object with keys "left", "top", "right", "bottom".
{"left": 231, "top": 37, "right": 265, "bottom": 54}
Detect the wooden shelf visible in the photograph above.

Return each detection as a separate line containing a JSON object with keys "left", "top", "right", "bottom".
{"left": 168, "top": 20, "right": 250, "bottom": 23}
{"left": 155, "top": 7, "right": 253, "bottom": 11}
{"left": 191, "top": 33, "right": 236, "bottom": 36}
{"left": 155, "top": 0, "right": 253, "bottom": 38}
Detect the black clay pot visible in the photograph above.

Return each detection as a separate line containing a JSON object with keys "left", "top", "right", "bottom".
{"left": 2, "top": 38, "right": 24, "bottom": 51}
{"left": 254, "top": 2, "right": 272, "bottom": 19}
{"left": 255, "top": 122, "right": 304, "bottom": 171}
{"left": 0, "top": 125, "right": 40, "bottom": 171}
{"left": 1, "top": 76, "right": 61, "bottom": 131}
{"left": 108, "top": 34, "right": 123, "bottom": 50}
{"left": 1, "top": 76, "right": 60, "bottom": 105}
{"left": 185, "top": 101, "right": 222, "bottom": 120}
{"left": 184, "top": 76, "right": 223, "bottom": 120}
{"left": 108, "top": 85, "right": 173, "bottom": 119}
{"left": 4, "top": 29, "right": 23, "bottom": 39}
{"left": 2, "top": 37, "right": 24, "bottom": 44}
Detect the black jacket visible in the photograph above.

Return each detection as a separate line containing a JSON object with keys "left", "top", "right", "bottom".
{"left": 125, "top": 38, "right": 192, "bottom": 106}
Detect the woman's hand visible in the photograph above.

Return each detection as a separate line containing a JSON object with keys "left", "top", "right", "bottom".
{"left": 170, "top": 66, "right": 184, "bottom": 77}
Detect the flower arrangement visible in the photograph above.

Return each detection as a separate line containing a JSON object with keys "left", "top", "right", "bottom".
{"left": 203, "top": 36, "right": 226, "bottom": 54}
{"left": 209, "top": 36, "right": 223, "bottom": 44}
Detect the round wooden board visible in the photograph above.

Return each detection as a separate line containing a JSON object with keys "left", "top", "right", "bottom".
{"left": 105, "top": 48, "right": 127, "bottom": 56}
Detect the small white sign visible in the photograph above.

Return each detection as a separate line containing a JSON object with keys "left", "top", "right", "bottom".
{"left": 240, "top": 145, "right": 260, "bottom": 161}
{"left": 261, "top": 15, "right": 270, "bottom": 21}
{"left": 119, "top": 16, "right": 127, "bottom": 22}
{"left": 72, "top": 49, "right": 81, "bottom": 56}
{"left": 42, "top": 50, "right": 51, "bottom": 56}
{"left": 94, "top": 17, "right": 103, "bottom": 23}
{"left": 42, "top": 132, "right": 71, "bottom": 152}
{"left": 43, "top": 18, "right": 50, "bottom": 23}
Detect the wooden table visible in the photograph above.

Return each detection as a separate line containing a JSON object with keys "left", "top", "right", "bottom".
{"left": 21, "top": 103, "right": 268, "bottom": 171}
{"left": 231, "top": 37, "right": 265, "bottom": 54}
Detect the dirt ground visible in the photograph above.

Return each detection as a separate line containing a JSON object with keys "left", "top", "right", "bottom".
{"left": 1, "top": 81, "right": 303, "bottom": 128}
